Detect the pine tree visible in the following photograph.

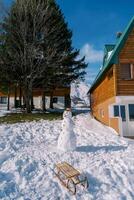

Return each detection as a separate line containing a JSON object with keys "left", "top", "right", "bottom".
{"left": 39, "top": 0, "right": 87, "bottom": 108}
{"left": 0, "top": 0, "right": 87, "bottom": 112}
{"left": 42, "top": 0, "right": 87, "bottom": 87}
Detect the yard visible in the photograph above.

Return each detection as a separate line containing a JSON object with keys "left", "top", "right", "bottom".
{"left": 0, "top": 112, "right": 62, "bottom": 124}
{"left": 0, "top": 113, "right": 134, "bottom": 199}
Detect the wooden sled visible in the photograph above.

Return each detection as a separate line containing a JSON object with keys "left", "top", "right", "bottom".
{"left": 54, "top": 162, "right": 88, "bottom": 195}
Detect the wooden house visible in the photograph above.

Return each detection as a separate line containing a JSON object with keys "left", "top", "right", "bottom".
{"left": 89, "top": 17, "right": 134, "bottom": 138}
{"left": 0, "top": 86, "right": 70, "bottom": 110}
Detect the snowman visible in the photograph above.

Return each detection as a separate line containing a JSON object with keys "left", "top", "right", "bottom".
{"left": 57, "top": 108, "right": 76, "bottom": 151}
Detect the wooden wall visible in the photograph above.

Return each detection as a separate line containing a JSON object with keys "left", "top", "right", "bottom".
{"left": 119, "top": 28, "right": 134, "bottom": 62}
{"left": 91, "top": 66, "right": 116, "bottom": 111}
{"left": 90, "top": 67, "right": 119, "bottom": 133}
{"left": 117, "top": 28, "right": 134, "bottom": 95}
{"left": 109, "top": 117, "right": 120, "bottom": 134}
{"left": 33, "top": 87, "right": 70, "bottom": 97}
{"left": 0, "top": 87, "right": 70, "bottom": 98}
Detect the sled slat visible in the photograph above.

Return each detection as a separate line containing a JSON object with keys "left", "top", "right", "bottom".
{"left": 56, "top": 162, "right": 80, "bottom": 178}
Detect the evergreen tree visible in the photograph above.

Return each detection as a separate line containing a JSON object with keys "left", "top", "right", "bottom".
{"left": 41, "top": 0, "right": 87, "bottom": 88}
{"left": 38, "top": 0, "right": 87, "bottom": 108}
{"left": 0, "top": 0, "right": 87, "bottom": 112}
{"left": 0, "top": 0, "right": 49, "bottom": 112}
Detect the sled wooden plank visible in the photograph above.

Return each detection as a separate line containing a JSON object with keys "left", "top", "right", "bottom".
{"left": 55, "top": 162, "right": 89, "bottom": 195}
{"left": 56, "top": 162, "right": 80, "bottom": 178}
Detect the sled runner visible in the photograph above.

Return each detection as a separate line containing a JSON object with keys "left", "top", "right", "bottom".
{"left": 55, "top": 162, "right": 88, "bottom": 195}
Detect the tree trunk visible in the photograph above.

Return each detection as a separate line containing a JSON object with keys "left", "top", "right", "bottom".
{"left": 23, "top": 86, "right": 32, "bottom": 113}
{"left": 50, "top": 94, "right": 53, "bottom": 109}
{"left": 31, "top": 93, "right": 34, "bottom": 110}
{"left": 42, "top": 91, "right": 46, "bottom": 112}
{"left": 7, "top": 85, "right": 10, "bottom": 111}
{"left": 25, "top": 95, "right": 31, "bottom": 113}
{"left": 65, "top": 94, "right": 71, "bottom": 109}
{"left": 14, "top": 86, "right": 17, "bottom": 108}
{"left": 19, "top": 86, "right": 22, "bottom": 107}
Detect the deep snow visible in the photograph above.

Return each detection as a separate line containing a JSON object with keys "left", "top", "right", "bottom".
{"left": 0, "top": 113, "right": 134, "bottom": 200}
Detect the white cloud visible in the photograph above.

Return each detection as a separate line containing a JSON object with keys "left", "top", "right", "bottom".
{"left": 80, "top": 43, "right": 103, "bottom": 63}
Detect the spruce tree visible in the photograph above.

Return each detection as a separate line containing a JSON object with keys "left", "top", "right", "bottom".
{"left": 40, "top": 0, "right": 87, "bottom": 108}
{"left": 42, "top": 0, "right": 87, "bottom": 88}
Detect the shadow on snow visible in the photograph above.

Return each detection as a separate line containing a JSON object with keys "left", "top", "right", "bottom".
{"left": 76, "top": 145, "right": 127, "bottom": 153}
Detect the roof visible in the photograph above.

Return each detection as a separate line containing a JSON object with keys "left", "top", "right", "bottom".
{"left": 105, "top": 44, "right": 115, "bottom": 52}
{"left": 89, "top": 16, "right": 134, "bottom": 93}
{"left": 103, "top": 44, "right": 115, "bottom": 66}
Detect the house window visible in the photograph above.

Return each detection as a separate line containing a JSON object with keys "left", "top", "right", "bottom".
{"left": 114, "top": 105, "right": 119, "bottom": 117}
{"left": 128, "top": 104, "right": 134, "bottom": 121}
{"left": 120, "top": 105, "right": 126, "bottom": 122}
{"left": 120, "top": 63, "right": 134, "bottom": 80}
{"left": 52, "top": 97, "right": 58, "bottom": 103}
{"left": 0, "top": 97, "right": 7, "bottom": 104}
{"left": 113, "top": 105, "right": 126, "bottom": 121}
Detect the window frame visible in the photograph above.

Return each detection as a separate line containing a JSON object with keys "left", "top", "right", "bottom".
{"left": 52, "top": 97, "right": 58, "bottom": 103}
{"left": 128, "top": 104, "right": 134, "bottom": 121}
{"left": 113, "top": 105, "right": 119, "bottom": 117}
{"left": 120, "top": 105, "right": 126, "bottom": 122}
{"left": 0, "top": 97, "right": 7, "bottom": 104}
{"left": 130, "top": 64, "right": 134, "bottom": 79}
{"left": 113, "top": 105, "right": 126, "bottom": 122}
{"left": 120, "top": 63, "right": 134, "bottom": 80}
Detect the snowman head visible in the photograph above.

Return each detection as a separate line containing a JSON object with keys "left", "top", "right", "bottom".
{"left": 63, "top": 108, "right": 72, "bottom": 119}
{"left": 66, "top": 108, "right": 71, "bottom": 112}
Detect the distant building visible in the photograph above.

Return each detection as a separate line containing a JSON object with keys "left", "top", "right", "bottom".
{"left": 0, "top": 87, "right": 70, "bottom": 110}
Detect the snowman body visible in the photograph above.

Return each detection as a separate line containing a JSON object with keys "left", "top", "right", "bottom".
{"left": 57, "top": 110, "right": 76, "bottom": 151}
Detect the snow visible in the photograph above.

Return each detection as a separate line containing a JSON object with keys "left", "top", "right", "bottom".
{"left": 107, "top": 50, "right": 113, "bottom": 60}
{"left": 71, "top": 81, "right": 90, "bottom": 106}
{"left": 57, "top": 110, "right": 76, "bottom": 151}
{"left": 0, "top": 113, "right": 134, "bottom": 199}
{"left": 0, "top": 110, "right": 11, "bottom": 117}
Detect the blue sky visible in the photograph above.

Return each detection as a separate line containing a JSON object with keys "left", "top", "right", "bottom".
{"left": 3, "top": 0, "right": 134, "bottom": 84}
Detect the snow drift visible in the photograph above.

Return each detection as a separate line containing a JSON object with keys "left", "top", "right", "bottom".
{"left": 71, "top": 81, "right": 90, "bottom": 107}
{"left": 0, "top": 114, "right": 134, "bottom": 199}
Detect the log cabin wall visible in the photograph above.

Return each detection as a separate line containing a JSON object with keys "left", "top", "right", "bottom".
{"left": 32, "top": 87, "right": 70, "bottom": 97}
{"left": 90, "top": 66, "right": 120, "bottom": 133}
{"left": 117, "top": 28, "right": 134, "bottom": 95}
{"left": 90, "top": 66, "right": 117, "bottom": 125}
{"left": 91, "top": 66, "right": 116, "bottom": 111}
{"left": 0, "top": 87, "right": 70, "bottom": 97}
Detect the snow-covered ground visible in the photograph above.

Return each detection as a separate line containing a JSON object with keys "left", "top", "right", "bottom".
{"left": 0, "top": 110, "right": 12, "bottom": 117}
{"left": 0, "top": 113, "right": 134, "bottom": 200}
